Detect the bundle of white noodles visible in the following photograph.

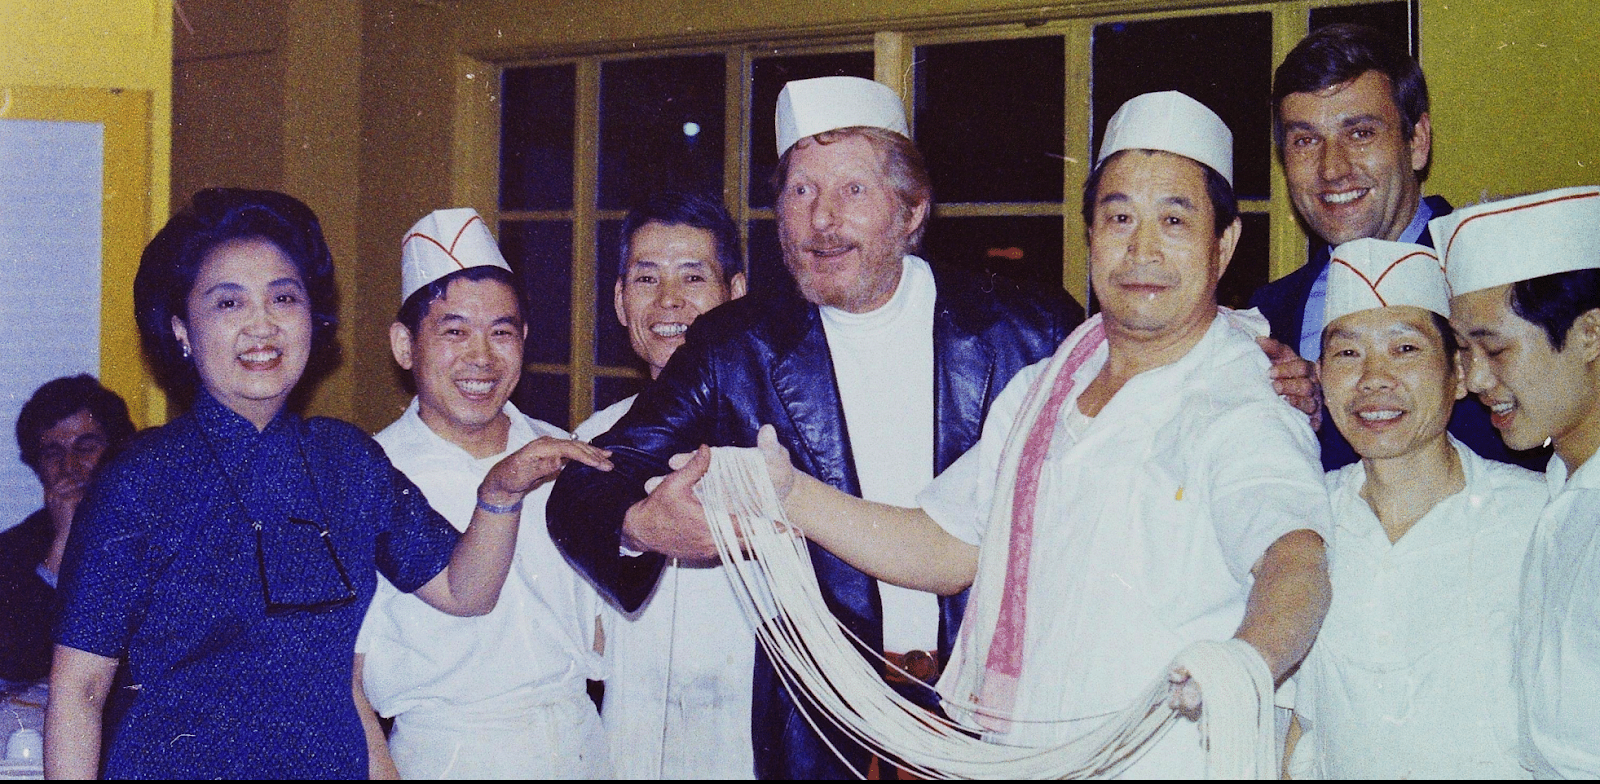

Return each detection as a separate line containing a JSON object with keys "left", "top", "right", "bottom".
{"left": 694, "top": 446, "right": 1276, "bottom": 780}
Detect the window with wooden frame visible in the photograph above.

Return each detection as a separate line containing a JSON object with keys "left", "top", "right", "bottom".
{"left": 494, "top": 0, "right": 1416, "bottom": 430}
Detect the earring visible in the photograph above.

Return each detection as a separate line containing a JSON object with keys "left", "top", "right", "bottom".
{"left": 181, "top": 343, "right": 191, "bottom": 359}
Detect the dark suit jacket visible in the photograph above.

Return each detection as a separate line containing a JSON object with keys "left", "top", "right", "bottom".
{"left": 1249, "top": 195, "right": 1546, "bottom": 471}
{"left": 548, "top": 261, "right": 1081, "bottom": 779}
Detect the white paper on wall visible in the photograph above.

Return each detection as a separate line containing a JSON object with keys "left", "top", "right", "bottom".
{"left": 0, "top": 119, "right": 104, "bottom": 534}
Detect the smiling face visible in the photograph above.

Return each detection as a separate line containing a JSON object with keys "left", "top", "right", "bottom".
{"left": 1280, "top": 70, "right": 1430, "bottom": 246}
{"left": 615, "top": 222, "right": 746, "bottom": 378}
{"left": 172, "top": 238, "right": 313, "bottom": 428}
{"left": 1088, "top": 150, "right": 1240, "bottom": 350}
{"left": 1322, "top": 306, "right": 1463, "bottom": 461}
{"left": 391, "top": 276, "right": 525, "bottom": 448}
{"left": 1452, "top": 285, "right": 1600, "bottom": 463}
{"left": 777, "top": 133, "right": 928, "bottom": 313}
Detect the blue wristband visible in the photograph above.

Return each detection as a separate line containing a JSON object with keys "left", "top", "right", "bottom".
{"left": 476, "top": 496, "right": 523, "bottom": 515}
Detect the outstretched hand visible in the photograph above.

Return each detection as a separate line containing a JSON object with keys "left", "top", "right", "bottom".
{"left": 481, "top": 436, "right": 613, "bottom": 505}
{"left": 625, "top": 445, "right": 719, "bottom": 561}
{"left": 1258, "top": 336, "right": 1323, "bottom": 430}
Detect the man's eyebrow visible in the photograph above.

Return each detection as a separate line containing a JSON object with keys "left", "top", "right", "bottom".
{"left": 1097, "top": 192, "right": 1130, "bottom": 206}
{"left": 1162, "top": 195, "right": 1196, "bottom": 210}
{"left": 1340, "top": 114, "right": 1387, "bottom": 128}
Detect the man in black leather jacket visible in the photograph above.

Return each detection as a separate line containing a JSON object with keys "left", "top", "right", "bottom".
{"left": 549, "top": 76, "right": 1082, "bottom": 779}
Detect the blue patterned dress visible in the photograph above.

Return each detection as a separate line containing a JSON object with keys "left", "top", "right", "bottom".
{"left": 57, "top": 392, "right": 460, "bottom": 779}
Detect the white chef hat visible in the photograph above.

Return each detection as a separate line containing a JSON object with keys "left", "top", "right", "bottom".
{"left": 1430, "top": 186, "right": 1600, "bottom": 296}
{"left": 1097, "top": 91, "right": 1233, "bottom": 186}
{"left": 775, "top": 76, "right": 910, "bottom": 157}
{"left": 399, "top": 208, "right": 513, "bottom": 304}
{"left": 1323, "top": 238, "right": 1448, "bottom": 330}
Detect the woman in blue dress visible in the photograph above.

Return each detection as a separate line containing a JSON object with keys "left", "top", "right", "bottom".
{"left": 42, "top": 189, "right": 612, "bottom": 779}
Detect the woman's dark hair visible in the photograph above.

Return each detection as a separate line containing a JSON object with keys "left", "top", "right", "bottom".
{"left": 134, "top": 188, "right": 339, "bottom": 396}
{"left": 16, "top": 374, "right": 137, "bottom": 471}
{"left": 1272, "top": 23, "right": 1429, "bottom": 151}
{"left": 396, "top": 265, "right": 523, "bottom": 335}
{"left": 1080, "top": 149, "right": 1239, "bottom": 239}
{"left": 1509, "top": 268, "right": 1600, "bottom": 351}
{"left": 617, "top": 192, "right": 745, "bottom": 281}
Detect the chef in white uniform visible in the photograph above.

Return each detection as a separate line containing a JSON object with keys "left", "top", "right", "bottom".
{"left": 1433, "top": 188, "right": 1600, "bottom": 779}
{"left": 571, "top": 192, "right": 752, "bottom": 779}
{"left": 1288, "top": 238, "right": 1543, "bottom": 778}
{"left": 740, "top": 91, "right": 1334, "bottom": 778}
{"left": 354, "top": 208, "right": 614, "bottom": 778}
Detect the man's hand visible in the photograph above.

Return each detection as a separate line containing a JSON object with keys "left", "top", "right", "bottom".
{"left": 1167, "top": 666, "right": 1203, "bottom": 720}
{"left": 43, "top": 477, "right": 86, "bottom": 532}
{"left": 481, "top": 436, "right": 613, "bottom": 506}
{"left": 1259, "top": 336, "right": 1323, "bottom": 430}
{"left": 622, "top": 445, "right": 720, "bottom": 561}
{"left": 755, "top": 425, "right": 797, "bottom": 502}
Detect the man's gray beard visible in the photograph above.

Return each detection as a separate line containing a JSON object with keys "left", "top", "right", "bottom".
{"left": 779, "top": 243, "right": 910, "bottom": 313}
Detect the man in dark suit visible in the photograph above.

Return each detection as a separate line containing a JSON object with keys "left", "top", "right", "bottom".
{"left": 1249, "top": 23, "right": 1540, "bottom": 470}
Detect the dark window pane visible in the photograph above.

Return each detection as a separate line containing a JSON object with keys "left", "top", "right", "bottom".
{"left": 1310, "top": 2, "right": 1415, "bottom": 56}
{"left": 1093, "top": 13, "right": 1274, "bottom": 199}
{"left": 599, "top": 54, "right": 725, "bottom": 210}
{"left": 749, "top": 52, "right": 875, "bottom": 208}
{"left": 499, "top": 220, "right": 572, "bottom": 365}
{"left": 512, "top": 372, "right": 571, "bottom": 431}
{"left": 922, "top": 216, "right": 1064, "bottom": 290}
{"left": 914, "top": 36, "right": 1065, "bottom": 204}
{"left": 596, "top": 375, "right": 649, "bottom": 414}
{"left": 500, "top": 64, "right": 576, "bottom": 211}
{"left": 746, "top": 219, "right": 797, "bottom": 298}
{"left": 594, "top": 219, "right": 642, "bottom": 369}
{"left": 1220, "top": 213, "right": 1270, "bottom": 310}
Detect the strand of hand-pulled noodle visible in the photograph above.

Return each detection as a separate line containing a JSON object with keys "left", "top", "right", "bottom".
{"left": 694, "top": 446, "right": 1276, "bottom": 780}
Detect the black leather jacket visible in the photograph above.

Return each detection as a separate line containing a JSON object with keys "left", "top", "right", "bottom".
{"left": 549, "top": 260, "right": 1082, "bottom": 779}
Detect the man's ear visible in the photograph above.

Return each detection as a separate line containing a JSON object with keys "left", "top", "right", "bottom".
{"left": 389, "top": 322, "right": 415, "bottom": 371}
{"left": 1409, "top": 112, "right": 1433, "bottom": 173}
{"left": 729, "top": 272, "right": 748, "bottom": 300}
{"left": 906, "top": 199, "right": 931, "bottom": 242}
{"left": 1571, "top": 307, "right": 1600, "bottom": 364}
{"left": 1214, "top": 216, "right": 1243, "bottom": 280}
{"left": 1451, "top": 351, "right": 1468, "bottom": 402}
{"left": 614, "top": 279, "right": 629, "bottom": 328}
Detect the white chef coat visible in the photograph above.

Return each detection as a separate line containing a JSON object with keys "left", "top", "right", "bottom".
{"left": 921, "top": 310, "right": 1330, "bottom": 778}
{"left": 1291, "top": 436, "right": 1541, "bottom": 779}
{"left": 1518, "top": 452, "right": 1600, "bottom": 779}
{"left": 356, "top": 400, "right": 610, "bottom": 779}
{"left": 576, "top": 396, "right": 758, "bottom": 780}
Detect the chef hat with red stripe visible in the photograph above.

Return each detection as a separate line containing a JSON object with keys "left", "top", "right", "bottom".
{"left": 1323, "top": 238, "right": 1449, "bottom": 331}
{"left": 1430, "top": 186, "right": 1600, "bottom": 297}
{"left": 400, "top": 208, "right": 513, "bottom": 303}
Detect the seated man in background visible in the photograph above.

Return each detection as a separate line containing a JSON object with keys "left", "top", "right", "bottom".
{"left": 354, "top": 208, "right": 614, "bottom": 778}
{"left": 1434, "top": 187, "right": 1600, "bottom": 779}
{"left": 572, "top": 191, "right": 753, "bottom": 779}
{"left": 1289, "top": 238, "right": 1541, "bottom": 778}
{"left": 0, "top": 375, "right": 135, "bottom": 683}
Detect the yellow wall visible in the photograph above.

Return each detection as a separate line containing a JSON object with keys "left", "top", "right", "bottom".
{"left": 1423, "top": 0, "right": 1600, "bottom": 204}
{"left": 0, "top": 0, "right": 173, "bottom": 427}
